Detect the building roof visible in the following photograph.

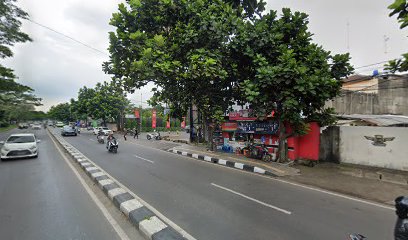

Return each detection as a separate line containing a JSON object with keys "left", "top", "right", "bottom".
{"left": 342, "top": 74, "right": 373, "bottom": 83}
{"left": 337, "top": 114, "right": 408, "bottom": 127}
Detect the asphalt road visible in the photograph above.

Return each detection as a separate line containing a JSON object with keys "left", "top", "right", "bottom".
{"left": 58, "top": 129, "right": 397, "bottom": 240}
{"left": 0, "top": 128, "right": 135, "bottom": 240}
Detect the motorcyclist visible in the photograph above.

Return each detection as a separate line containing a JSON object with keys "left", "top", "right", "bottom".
{"left": 395, "top": 196, "right": 408, "bottom": 240}
{"left": 106, "top": 133, "right": 116, "bottom": 149}
{"left": 97, "top": 129, "right": 104, "bottom": 140}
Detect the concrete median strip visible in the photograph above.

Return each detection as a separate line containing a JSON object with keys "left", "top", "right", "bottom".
{"left": 168, "top": 149, "right": 278, "bottom": 177}
{"left": 48, "top": 129, "right": 190, "bottom": 240}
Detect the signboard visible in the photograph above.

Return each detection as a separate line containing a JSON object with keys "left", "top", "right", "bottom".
{"left": 134, "top": 109, "right": 140, "bottom": 119}
{"left": 152, "top": 109, "right": 157, "bottom": 129}
{"left": 236, "top": 121, "right": 279, "bottom": 134}
{"left": 125, "top": 114, "right": 136, "bottom": 119}
{"left": 229, "top": 109, "right": 257, "bottom": 121}
{"left": 221, "top": 122, "right": 237, "bottom": 132}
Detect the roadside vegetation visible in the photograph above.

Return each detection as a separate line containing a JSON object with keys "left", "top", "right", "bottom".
{"left": 0, "top": 0, "right": 41, "bottom": 127}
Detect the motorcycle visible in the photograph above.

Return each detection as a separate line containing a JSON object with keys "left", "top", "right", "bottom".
{"left": 107, "top": 139, "right": 118, "bottom": 153}
{"left": 147, "top": 131, "right": 161, "bottom": 140}
{"left": 348, "top": 234, "right": 366, "bottom": 240}
{"left": 242, "top": 143, "right": 275, "bottom": 162}
{"left": 97, "top": 134, "right": 105, "bottom": 144}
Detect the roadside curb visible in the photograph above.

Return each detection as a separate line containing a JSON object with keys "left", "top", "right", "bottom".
{"left": 48, "top": 130, "right": 189, "bottom": 240}
{"left": 168, "top": 149, "right": 279, "bottom": 177}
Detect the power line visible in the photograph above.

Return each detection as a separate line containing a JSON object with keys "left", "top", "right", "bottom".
{"left": 354, "top": 58, "right": 403, "bottom": 70}
{"left": 27, "top": 19, "right": 109, "bottom": 56}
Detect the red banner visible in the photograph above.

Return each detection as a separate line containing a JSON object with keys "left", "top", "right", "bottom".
{"left": 229, "top": 109, "right": 257, "bottom": 121}
{"left": 134, "top": 109, "right": 140, "bottom": 119}
{"left": 166, "top": 119, "right": 170, "bottom": 129}
{"left": 181, "top": 117, "right": 186, "bottom": 129}
{"left": 222, "top": 122, "right": 237, "bottom": 132}
{"left": 152, "top": 110, "right": 157, "bottom": 128}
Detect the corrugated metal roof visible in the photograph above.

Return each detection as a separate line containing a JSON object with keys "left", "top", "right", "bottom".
{"left": 337, "top": 114, "right": 408, "bottom": 126}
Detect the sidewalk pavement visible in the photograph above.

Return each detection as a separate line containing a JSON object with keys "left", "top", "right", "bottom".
{"left": 169, "top": 143, "right": 408, "bottom": 205}
{"left": 170, "top": 144, "right": 300, "bottom": 177}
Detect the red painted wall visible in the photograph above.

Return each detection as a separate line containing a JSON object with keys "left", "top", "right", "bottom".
{"left": 297, "top": 122, "right": 320, "bottom": 160}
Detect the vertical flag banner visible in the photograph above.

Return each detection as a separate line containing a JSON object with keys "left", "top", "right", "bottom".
{"left": 152, "top": 109, "right": 157, "bottom": 128}
{"left": 134, "top": 109, "right": 140, "bottom": 118}
{"left": 166, "top": 118, "right": 170, "bottom": 129}
{"left": 181, "top": 117, "right": 186, "bottom": 128}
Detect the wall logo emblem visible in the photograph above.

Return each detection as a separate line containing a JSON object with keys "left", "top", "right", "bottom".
{"left": 364, "top": 135, "right": 395, "bottom": 147}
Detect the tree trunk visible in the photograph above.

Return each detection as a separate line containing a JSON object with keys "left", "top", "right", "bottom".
{"left": 277, "top": 118, "right": 288, "bottom": 163}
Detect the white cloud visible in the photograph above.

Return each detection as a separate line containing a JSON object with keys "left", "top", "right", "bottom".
{"left": 3, "top": 0, "right": 408, "bottom": 112}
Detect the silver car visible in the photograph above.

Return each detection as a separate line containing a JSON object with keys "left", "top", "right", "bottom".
{"left": 0, "top": 133, "right": 40, "bottom": 160}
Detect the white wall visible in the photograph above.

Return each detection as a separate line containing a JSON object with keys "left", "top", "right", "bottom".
{"left": 339, "top": 126, "right": 408, "bottom": 171}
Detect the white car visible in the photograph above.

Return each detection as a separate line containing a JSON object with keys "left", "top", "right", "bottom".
{"left": 32, "top": 124, "right": 42, "bottom": 130}
{"left": 0, "top": 133, "right": 40, "bottom": 160}
{"left": 93, "top": 127, "right": 113, "bottom": 136}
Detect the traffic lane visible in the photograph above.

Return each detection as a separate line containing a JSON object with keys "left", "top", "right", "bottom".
{"left": 63, "top": 132, "right": 397, "bottom": 240}
{"left": 0, "top": 129, "right": 121, "bottom": 240}
{"left": 124, "top": 139, "right": 395, "bottom": 240}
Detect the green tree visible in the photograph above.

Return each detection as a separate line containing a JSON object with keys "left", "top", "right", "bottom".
{"left": 48, "top": 103, "right": 72, "bottom": 122}
{"left": 90, "top": 81, "right": 129, "bottom": 128}
{"left": 0, "top": 0, "right": 40, "bottom": 123}
{"left": 385, "top": 0, "right": 408, "bottom": 72}
{"left": 235, "top": 9, "right": 353, "bottom": 162}
{"left": 104, "top": 0, "right": 245, "bottom": 141}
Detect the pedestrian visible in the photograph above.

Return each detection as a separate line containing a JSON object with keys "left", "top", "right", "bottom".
{"left": 133, "top": 127, "right": 138, "bottom": 139}
{"left": 123, "top": 128, "right": 127, "bottom": 141}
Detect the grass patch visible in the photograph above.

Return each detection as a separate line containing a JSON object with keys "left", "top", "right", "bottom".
{"left": 0, "top": 125, "right": 16, "bottom": 133}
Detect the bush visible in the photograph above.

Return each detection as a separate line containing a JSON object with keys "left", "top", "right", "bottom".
{"left": 0, "top": 121, "right": 10, "bottom": 128}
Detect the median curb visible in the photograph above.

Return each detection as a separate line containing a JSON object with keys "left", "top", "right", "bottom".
{"left": 48, "top": 130, "right": 189, "bottom": 240}
{"left": 168, "top": 149, "right": 279, "bottom": 177}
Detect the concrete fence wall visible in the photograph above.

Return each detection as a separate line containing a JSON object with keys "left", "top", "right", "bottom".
{"left": 320, "top": 126, "right": 408, "bottom": 171}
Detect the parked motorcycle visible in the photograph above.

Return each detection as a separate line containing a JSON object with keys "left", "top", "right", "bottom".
{"left": 107, "top": 139, "right": 119, "bottom": 153}
{"left": 242, "top": 143, "right": 275, "bottom": 162}
{"left": 147, "top": 131, "right": 161, "bottom": 140}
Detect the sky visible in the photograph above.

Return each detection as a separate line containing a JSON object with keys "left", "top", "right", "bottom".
{"left": 3, "top": 0, "right": 408, "bottom": 112}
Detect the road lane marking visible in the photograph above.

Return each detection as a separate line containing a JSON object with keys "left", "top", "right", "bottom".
{"left": 211, "top": 183, "right": 292, "bottom": 215}
{"left": 47, "top": 130, "right": 131, "bottom": 240}
{"left": 60, "top": 142, "right": 196, "bottom": 240}
{"left": 125, "top": 138, "right": 395, "bottom": 211}
{"left": 133, "top": 155, "right": 154, "bottom": 164}
{"left": 89, "top": 139, "right": 95, "bottom": 142}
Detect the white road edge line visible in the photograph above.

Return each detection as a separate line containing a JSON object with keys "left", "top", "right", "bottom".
{"left": 47, "top": 131, "right": 131, "bottom": 240}
{"left": 133, "top": 155, "right": 154, "bottom": 164}
{"left": 211, "top": 183, "right": 292, "bottom": 215}
{"left": 166, "top": 148, "right": 395, "bottom": 211}
{"left": 89, "top": 139, "right": 95, "bottom": 142}
{"left": 126, "top": 141, "right": 395, "bottom": 211}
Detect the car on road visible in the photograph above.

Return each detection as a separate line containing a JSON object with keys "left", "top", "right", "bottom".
{"left": 18, "top": 123, "right": 29, "bottom": 129}
{"left": 0, "top": 133, "right": 40, "bottom": 160}
{"left": 55, "top": 121, "right": 64, "bottom": 128}
{"left": 31, "top": 124, "right": 42, "bottom": 130}
{"left": 93, "top": 127, "right": 112, "bottom": 136}
{"left": 61, "top": 125, "right": 77, "bottom": 136}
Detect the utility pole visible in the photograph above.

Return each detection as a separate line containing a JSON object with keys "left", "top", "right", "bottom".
{"left": 140, "top": 93, "right": 143, "bottom": 132}
{"left": 189, "top": 103, "right": 194, "bottom": 143}
{"left": 346, "top": 20, "right": 350, "bottom": 51}
{"left": 384, "top": 35, "right": 390, "bottom": 54}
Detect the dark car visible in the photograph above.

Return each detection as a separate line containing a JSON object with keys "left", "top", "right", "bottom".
{"left": 61, "top": 125, "right": 77, "bottom": 136}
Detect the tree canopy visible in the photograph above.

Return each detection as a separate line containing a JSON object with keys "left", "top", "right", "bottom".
{"left": 105, "top": 0, "right": 353, "bottom": 160}
{"left": 385, "top": 0, "right": 408, "bottom": 72}
{"left": 0, "top": 0, "right": 41, "bottom": 124}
